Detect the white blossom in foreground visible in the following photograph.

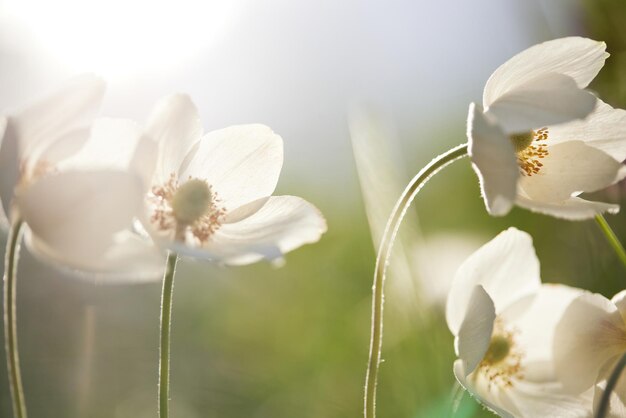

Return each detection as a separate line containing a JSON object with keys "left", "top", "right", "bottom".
{"left": 0, "top": 75, "right": 163, "bottom": 280}
{"left": 446, "top": 228, "right": 593, "bottom": 417}
{"left": 140, "top": 94, "right": 327, "bottom": 265}
{"left": 554, "top": 289, "right": 626, "bottom": 417}
{"left": 468, "top": 37, "right": 626, "bottom": 220}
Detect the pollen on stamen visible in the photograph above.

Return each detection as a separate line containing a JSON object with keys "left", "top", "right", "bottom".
{"left": 475, "top": 319, "right": 524, "bottom": 389}
{"left": 517, "top": 128, "right": 549, "bottom": 177}
{"left": 149, "top": 173, "right": 226, "bottom": 244}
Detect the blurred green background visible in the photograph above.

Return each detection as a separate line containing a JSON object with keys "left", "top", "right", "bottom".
{"left": 2, "top": 0, "right": 626, "bottom": 417}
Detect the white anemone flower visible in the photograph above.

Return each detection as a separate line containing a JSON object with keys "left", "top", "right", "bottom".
{"left": 554, "top": 289, "right": 626, "bottom": 417}
{"left": 468, "top": 37, "right": 626, "bottom": 220}
{"left": 446, "top": 228, "right": 593, "bottom": 417}
{"left": 141, "top": 94, "right": 327, "bottom": 265}
{"left": 0, "top": 75, "right": 163, "bottom": 280}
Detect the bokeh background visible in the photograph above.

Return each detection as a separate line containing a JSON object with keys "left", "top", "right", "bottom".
{"left": 1, "top": 0, "right": 626, "bottom": 417}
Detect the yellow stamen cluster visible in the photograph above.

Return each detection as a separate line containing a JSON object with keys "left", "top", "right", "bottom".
{"left": 512, "top": 128, "right": 549, "bottom": 176}
{"left": 475, "top": 319, "right": 524, "bottom": 389}
{"left": 150, "top": 173, "right": 226, "bottom": 244}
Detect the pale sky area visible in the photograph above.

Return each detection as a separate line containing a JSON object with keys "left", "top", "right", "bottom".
{"left": 0, "top": 0, "right": 586, "bottom": 193}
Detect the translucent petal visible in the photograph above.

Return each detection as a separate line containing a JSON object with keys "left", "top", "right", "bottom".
{"left": 145, "top": 94, "right": 203, "bottom": 183}
{"left": 25, "top": 229, "right": 164, "bottom": 282}
{"left": 486, "top": 73, "right": 597, "bottom": 133}
{"left": 467, "top": 103, "right": 518, "bottom": 217}
{"left": 484, "top": 37, "right": 607, "bottom": 107}
{"left": 554, "top": 293, "right": 626, "bottom": 394}
{"left": 180, "top": 124, "right": 284, "bottom": 212}
{"left": 515, "top": 195, "right": 619, "bottom": 221}
{"left": 455, "top": 285, "right": 495, "bottom": 374}
{"left": 519, "top": 141, "right": 625, "bottom": 203}
{"left": 446, "top": 227, "right": 541, "bottom": 334}
{"left": 547, "top": 99, "right": 626, "bottom": 162}
{"left": 171, "top": 195, "right": 326, "bottom": 265}
{"left": 16, "top": 170, "right": 144, "bottom": 263}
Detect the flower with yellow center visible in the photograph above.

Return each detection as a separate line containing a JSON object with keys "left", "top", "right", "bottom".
{"left": 141, "top": 94, "right": 327, "bottom": 265}
{"left": 468, "top": 37, "right": 626, "bottom": 220}
{"left": 0, "top": 75, "right": 163, "bottom": 280}
{"left": 447, "top": 228, "right": 593, "bottom": 417}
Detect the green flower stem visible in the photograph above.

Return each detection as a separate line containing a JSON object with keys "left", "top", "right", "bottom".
{"left": 158, "top": 251, "right": 178, "bottom": 418}
{"left": 596, "top": 352, "right": 626, "bottom": 418}
{"left": 3, "top": 218, "right": 27, "bottom": 418}
{"left": 364, "top": 144, "right": 469, "bottom": 418}
{"left": 595, "top": 214, "right": 626, "bottom": 271}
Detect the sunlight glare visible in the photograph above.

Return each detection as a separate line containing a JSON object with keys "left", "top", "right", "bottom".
{"left": 4, "top": 0, "right": 243, "bottom": 77}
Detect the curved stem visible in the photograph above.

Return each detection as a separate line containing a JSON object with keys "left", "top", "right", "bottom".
{"left": 596, "top": 352, "right": 626, "bottom": 418}
{"left": 3, "top": 218, "right": 27, "bottom": 418}
{"left": 158, "top": 252, "right": 178, "bottom": 418}
{"left": 595, "top": 214, "right": 626, "bottom": 272}
{"left": 364, "top": 144, "right": 469, "bottom": 418}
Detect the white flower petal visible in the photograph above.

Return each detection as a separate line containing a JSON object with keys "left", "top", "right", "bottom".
{"left": 500, "top": 284, "right": 586, "bottom": 377}
{"left": 25, "top": 230, "right": 164, "bottom": 282}
{"left": 446, "top": 228, "right": 541, "bottom": 334}
{"left": 554, "top": 292, "right": 626, "bottom": 394}
{"left": 484, "top": 37, "right": 608, "bottom": 107}
{"left": 515, "top": 195, "right": 619, "bottom": 220}
{"left": 455, "top": 285, "right": 495, "bottom": 374}
{"left": 611, "top": 290, "right": 626, "bottom": 321}
{"left": 56, "top": 118, "right": 144, "bottom": 171}
{"left": 180, "top": 124, "right": 284, "bottom": 212}
{"left": 519, "top": 141, "right": 625, "bottom": 203}
{"left": 486, "top": 73, "right": 597, "bottom": 133}
{"left": 467, "top": 102, "right": 518, "bottom": 217}
{"left": 15, "top": 170, "right": 144, "bottom": 263}
{"left": 453, "top": 360, "right": 517, "bottom": 418}
{"left": 547, "top": 99, "right": 626, "bottom": 162}
{"left": 11, "top": 74, "right": 105, "bottom": 159}
{"left": 146, "top": 94, "right": 203, "bottom": 183}
{"left": 173, "top": 196, "right": 326, "bottom": 265}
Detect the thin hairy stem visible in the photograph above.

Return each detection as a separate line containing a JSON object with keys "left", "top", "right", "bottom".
{"left": 595, "top": 214, "right": 626, "bottom": 272}
{"left": 596, "top": 352, "right": 626, "bottom": 418}
{"left": 158, "top": 252, "right": 178, "bottom": 418}
{"left": 3, "top": 218, "right": 27, "bottom": 418}
{"left": 364, "top": 144, "right": 469, "bottom": 418}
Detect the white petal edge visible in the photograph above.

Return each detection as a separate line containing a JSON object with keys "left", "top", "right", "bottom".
{"left": 500, "top": 284, "right": 587, "bottom": 381}
{"left": 15, "top": 169, "right": 144, "bottom": 263}
{"left": 180, "top": 124, "right": 284, "bottom": 212}
{"left": 170, "top": 195, "right": 326, "bottom": 265}
{"left": 24, "top": 229, "right": 164, "bottom": 282}
{"left": 11, "top": 74, "right": 106, "bottom": 160}
{"left": 547, "top": 98, "right": 626, "bottom": 162}
{"left": 55, "top": 118, "right": 144, "bottom": 172}
{"left": 518, "top": 141, "right": 625, "bottom": 203}
{"left": 455, "top": 285, "right": 495, "bottom": 375}
{"left": 446, "top": 227, "right": 541, "bottom": 334}
{"left": 554, "top": 292, "right": 626, "bottom": 394}
{"left": 484, "top": 37, "right": 607, "bottom": 107}
{"left": 453, "top": 360, "right": 517, "bottom": 418}
{"left": 145, "top": 94, "right": 203, "bottom": 184}
{"left": 467, "top": 102, "right": 518, "bottom": 217}
{"left": 485, "top": 73, "right": 597, "bottom": 133}
{"left": 515, "top": 194, "right": 620, "bottom": 221}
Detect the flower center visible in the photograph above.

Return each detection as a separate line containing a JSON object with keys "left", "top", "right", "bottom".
{"left": 510, "top": 128, "right": 549, "bottom": 177}
{"left": 475, "top": 319, "right": 524, "bottom": 389}
{"left": 150, "top": 174, "right": 226, "bottom": 244}
{"left": 483, "top": 335, "right": 511, "bottom": 365}
{"left": 171, "top": 179, "right": 214, "bottom": 224}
